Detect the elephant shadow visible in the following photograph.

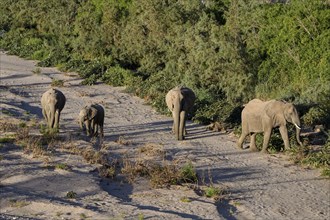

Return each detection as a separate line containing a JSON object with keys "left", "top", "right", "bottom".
{"left": 184, "top": 122, "right": 222, "bottom": 140}
{"left": 2, "top": 100, "right": 43, "bottom": 119}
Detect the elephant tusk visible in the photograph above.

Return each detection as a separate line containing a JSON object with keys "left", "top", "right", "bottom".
{"left": 293, "top": 123, "right": 301, "bottom": 130}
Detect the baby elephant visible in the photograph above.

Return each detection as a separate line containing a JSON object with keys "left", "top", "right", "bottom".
{"left": 79, "top": 104, "right": 104, "bottom": 137}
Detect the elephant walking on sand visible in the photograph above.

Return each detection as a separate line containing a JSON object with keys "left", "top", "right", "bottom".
{"left": 237, "top": 99, "right": 303, "bottom": 153}
{"left": 79, "top": 104, "right": 104, "bottom": 138}
{"left": 166, "top": 86, "right": 196, "bottom": 141}
{"left": 41, "top": 88, "right": 66, "bottom": 130}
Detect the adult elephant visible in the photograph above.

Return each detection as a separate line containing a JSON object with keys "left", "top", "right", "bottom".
{"left": 237, "top": 99, "right": 303, "bottom": 153}
{"left": 41, "top": 88, "right": 66, "bottom": 130}
{"left": 79, "top": 104, "right": 104, "bottom": 138}
{"left": 166, "top": 86, "right": 196, "bottom": 141}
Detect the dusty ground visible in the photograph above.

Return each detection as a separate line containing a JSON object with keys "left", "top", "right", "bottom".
{"left": 0, "top": 51, "right": 329, "bottom": 220}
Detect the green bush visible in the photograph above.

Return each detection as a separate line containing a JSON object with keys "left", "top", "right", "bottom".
{"left": 302, "top": 106, "right": 330, "bottom": 126}
{"left": 180, "top": 162, "right": 198, "bottom": 184}
{"left": 102, "top": 65, "right": 132, "bottom": 86}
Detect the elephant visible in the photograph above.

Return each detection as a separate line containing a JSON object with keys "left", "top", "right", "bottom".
{"left": 79, "top": 104, "right": 104, "bottom": 138}
{"left": 165, "top": 86, "right": 196, "bottom": 140}
{"left": 237, "top": 99, "right": 303, "bottom": 153}
{"left": 41, "top": 88, "right": 66, "bottom": 130}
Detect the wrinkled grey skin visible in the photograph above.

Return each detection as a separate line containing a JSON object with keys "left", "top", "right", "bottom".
{"left": 166, "top": 86, "right": 196, "bottom": 141}
{"left": 237, "top": 99, "right": 303, "bottom": 153}
{"left": 79, "top": 104, "right": 104, "bottom": 137}
{"left": 41, "top": 88, "right": 66, "bottom": 130}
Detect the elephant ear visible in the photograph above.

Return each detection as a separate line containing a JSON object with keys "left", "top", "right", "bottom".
{"left": 88, "top": 107, "right": 97, "bottom": 120}
{"left": 283, "top": 103, "right": 295, "bottom": 121}
{"left": 264, "top": 100, "right": 286, "bottom": 126}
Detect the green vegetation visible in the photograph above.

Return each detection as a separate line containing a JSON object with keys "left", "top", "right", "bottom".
{"left": 9, "top": 199, "right": 30, "bottom": 208}
{"left": 55, "top": 163, "right": 71, "bottom": 170}
{"left": 180, "top": 196, "right": 192, "bottom": 203}
{"left": 203, "top": 185, "right": 224, "bottom": 200}
{"left": 66, "top": 191, "right": 77, "bottom": 199}
{"left": 32, "top": 67, "right": 41, "bottom": 74}
{"left": 1, "top": 0, "right": 328, "bottom": 126}
{"left": 288, "top": 139, "right": 330, "bottom": 177}
{"left": 0, "top": 135, "right": 15, "bottom": 143}
{"left": 51, "top": 78, "right": 64, "bottom": 87}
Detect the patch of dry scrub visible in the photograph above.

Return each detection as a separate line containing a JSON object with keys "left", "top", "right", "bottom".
{"left": 121, "top": 143, "right": 199, "bottom": 188}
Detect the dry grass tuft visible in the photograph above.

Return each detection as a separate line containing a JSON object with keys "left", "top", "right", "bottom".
{"left": 98, "top": 164, "right": 117, "bottom": 178}
{"left": 121, "top": 156, "right": 198, "bottom": 188}
{"left": 138, "top": 143, "right": 165, "bottom": 157}
{"left": 148, "top": 161, "right": 182, "bottom": 188}
{"left": 121, "top": 157, "right": 150, "bottom": 183}
{"left": 9, "top": 199, "right": 30, "bottom": 208}
{"left": 0, "top": 121, "right": 18, "bottom": 132}
{"left": 78, "top": 91, "right": 90, "bottom": 97}
{"left": 80, "top": 147, "right": 108, "bottom": 164}
{"left": 116, "top": 136, "right": 131, "bottom": 145}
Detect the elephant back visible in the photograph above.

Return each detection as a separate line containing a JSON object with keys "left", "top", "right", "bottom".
{"left": 243, "top": 99, "right": 265, "bottom": 114}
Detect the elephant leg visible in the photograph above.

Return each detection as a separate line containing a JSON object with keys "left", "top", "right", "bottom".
{"left": 250, "top": 133, "right": 258, "bottom": 151}
{"left": 179, "top": 111, "right": 186, "bottom": 140}
{"left": 83, "top": 121, "right": 87, "bottom": 134}
{"left": 42, "top": 108, "right": 47, "bottom": 122}
{"left": 94, "top": 123, "right": 98, "bottom": 137}
{"left": 100, "top": 124, "right": 104, "bottom": 138}
{"left": 54, "top": 111, "right": 60, "bottom": 130}
{"left": 237, "top": 131, "right": 248, "bottom": 149}
{"left": 279, "top": 125, "right": 290, "bottom": 150}
{"left": 261, "top": 128, "right": 272, "bottom": 153}
{"left": 49, "top": 108, "right": 55, "bottom": 129}
{"left": 86, "top": 120, "right": 91, "bottom": 136}
{"left": 90, "top": 120, "right": 97, "bottom": 137}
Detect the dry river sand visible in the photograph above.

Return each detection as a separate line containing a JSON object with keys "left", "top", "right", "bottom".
{"left": 0, "top": 51, "right": 329, "bottom": 220}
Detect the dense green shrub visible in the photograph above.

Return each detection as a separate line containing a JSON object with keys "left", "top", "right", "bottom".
{"left": 102, "top": 65, "right": 133, "bottom": 86}
{"left": 302, "top": 106, "right": 330, "bottom": 126}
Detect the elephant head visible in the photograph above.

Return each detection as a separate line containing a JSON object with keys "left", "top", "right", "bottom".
{"left": 166, "top": 86, "right": 196, "bottom": 140}
{"left": 283, "top": 103, "right": 303, "bottom": 146}
{"left": 264, "top": 100, "right": 303, "bottom": 148}
{"left": 79, "top": 106, "right": 96, "bottom": 134}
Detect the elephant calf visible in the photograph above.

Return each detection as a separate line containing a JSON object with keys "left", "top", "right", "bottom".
{"left": 41, "top": 88, "right": 66, "bottom": 130}
{"left": 166, "top": 86, "right": 196, "bottom": 140}
{"left": 237, "top": 99, "right": 303, "bottom": 153}
{"left": 79, "top": 104, "right": 104, "bottom": 138}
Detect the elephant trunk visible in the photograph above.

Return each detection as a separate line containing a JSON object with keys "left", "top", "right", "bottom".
{"left": 179, "top": 110, "right": 186, "bottom": 140}
{"left": 49, "top": 105, "right": 55, "bottom": 129}
{"left": 295, "top": 125, "right": 303, "bottom": 146}
{"left": 173, "top": 97, "right": 181, "bottom": 141}
{"left": 292, "top": 118, "right": 303, "bottom": 146}
{"left": 85, "top": 119, "right": 91, "bottom": 136}
{"left": 79, "top": 118, "right": 85, "bottom": 131}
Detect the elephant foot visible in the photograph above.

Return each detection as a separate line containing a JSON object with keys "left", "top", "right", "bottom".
{"left": 249, "top": 146, "right": 258, "bottom": 152}
{"left": 261, "top": 149, "right": 268, "bottom": 154}
{"left": 237, "top": 145, "right": 244, "bottom": 150}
